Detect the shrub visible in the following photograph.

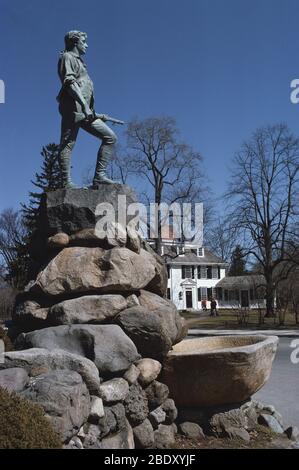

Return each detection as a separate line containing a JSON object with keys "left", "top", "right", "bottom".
{"left": 0, "top": 387, "right": 62, "bottom": 448}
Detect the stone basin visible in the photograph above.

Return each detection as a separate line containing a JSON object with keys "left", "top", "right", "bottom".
{"left": 161, "top": 335, "right": 278, "bottom": 408}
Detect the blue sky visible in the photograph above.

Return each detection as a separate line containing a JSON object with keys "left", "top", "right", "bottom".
{"left": 1, "top": 0, "right": 299, "bottom": 213}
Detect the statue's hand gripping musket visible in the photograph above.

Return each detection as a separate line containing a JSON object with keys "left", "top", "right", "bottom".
{"left": 74, "top": 111, "right": 125, "bottom": 125}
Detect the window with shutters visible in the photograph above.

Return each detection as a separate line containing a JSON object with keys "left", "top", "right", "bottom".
{"left": 200, "top": 266, "right": 207, "bottom": 279}
{"left": 212, "top": 266, "right": 219, "bottom": 279}
{"left": 182, "top": 266, "right": 194, "bottom": 279}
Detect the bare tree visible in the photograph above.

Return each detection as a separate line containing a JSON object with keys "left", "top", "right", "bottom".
{"left": 124, "top": 116, "right": 209, "bottom": 254}
{"left": 225, "top": 124, "right": 299, "bottom": 316}
{"left": 207, "top": 218, "right": 238, "bottom": 263}
{"left": 0, "top": 208, "right": 28, "bottom": 289}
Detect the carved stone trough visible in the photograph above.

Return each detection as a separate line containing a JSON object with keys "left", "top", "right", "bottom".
{"left": 161, "top": 335, "right": 278, "bottom": 407}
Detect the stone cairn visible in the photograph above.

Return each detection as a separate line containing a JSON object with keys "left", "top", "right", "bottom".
{"left": 0, "top": 185, "right": 188, "bottom": 449}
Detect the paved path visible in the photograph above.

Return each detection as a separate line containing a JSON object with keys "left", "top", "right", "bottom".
{"left": 189, "top": 329, "right": 299, "bottom": 337}
{"left": 254, "top": 337, "right": 299, "bottom": 429}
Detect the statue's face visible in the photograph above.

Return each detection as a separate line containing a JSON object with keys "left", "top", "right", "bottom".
{"left": 76, "top": 36, "right": 88, "bottom": 55}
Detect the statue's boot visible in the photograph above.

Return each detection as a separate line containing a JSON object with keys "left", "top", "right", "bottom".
{"left": 92, "top": 152, "right": 115, "bottom": 187}
{"left": 60, "top": 154, "right": 79, "bottom": 189}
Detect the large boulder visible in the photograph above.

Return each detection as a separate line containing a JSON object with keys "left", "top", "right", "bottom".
{"left": 115, "top": 291, "right": 185, "bottom": 359}
{"left": 138, "top": 290, "right": 185, "bottom": 345}
{"left": 115, "top": 306, "right": 172, "bottom": 359}
{"left": 21, "top": 370, "right": 90, "bottom": 442}
{"left": 48, "top": 294, "right": 128, "bottom": 325}
{"left": 29, "top": 247, "right": 158, "bottom": 297}
{"left": 38, "top": 185, "right": 137, "bottom": 236}
{"left": 0, "top": 348, "right": 101, "bottom": 396}
{"left": 16, "top": 325, "right": 140, "bottom": 377}
{"left": 141, "top": 240, "right": 167, "bottom": 296}
{"left": 0, "top": 367, "right": 29, "bottom": 392}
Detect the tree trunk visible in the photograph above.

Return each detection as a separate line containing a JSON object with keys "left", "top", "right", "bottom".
{"left": 264, "top": 272, "right": 275, "bottom": 317}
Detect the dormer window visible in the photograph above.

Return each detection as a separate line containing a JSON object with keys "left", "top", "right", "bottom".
{"left": 198, "top": 247, "right": 204, "bottom": 257}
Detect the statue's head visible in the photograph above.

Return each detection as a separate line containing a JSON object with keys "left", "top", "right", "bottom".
{"left": 64, "top": 30, "right": 88, "bottom": 54}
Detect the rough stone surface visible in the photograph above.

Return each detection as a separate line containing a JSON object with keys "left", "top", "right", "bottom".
{"left": 133, "top": 419, "right": 155, "bottom": 449}
{"left": 16, "top": 324, "right": 140, "bottom": 377}
{"left": 82, "top": 423, "right": 102, "bottom": 449}
{"left": 145, "top": 381, "right": 169, "bottom": 411}
{"left": 69, "top": 228, "right": 106, "bottom": 247}
{"left": 105, "top": 222, "right": 127, "bottom": 247}
{"left": 30, "top": 247, "right": 158, "bottom": 297}
{"left": 88, "top": 396, "right": 104, "bottom": 423}
{"left": 97, "top": 404, "right": 127, "bottom": 438}
{"left": 126, "top": 225, "right": 141, "bottom": 254}
{"left": 148, "top": 407, "right": 166, "bottom": 429}
{"left": 47, "top": 233, "right": 70, "bottom": 249}
{"left": 258, "top": 414, "right": 284, "bottom": 434}
{"left": 1, "top": 348, "right": 101, "bottom": 395}
{"left": 141, "top": 240, "right": 167, "bottom": 296}
{"left": 48, "top": 294, "right": 128, "bottom": 325}
{"left": 154, "top": 424, "right": 176, "bottom": 449}
{"left": 123, "top": 383, "right": 149, "bottom": 426}
{"left": 126, "top": 294, "right": 140, "bottom": 308}
{"left": 136, "top": 358, "right": 162, "bottom": 386}
{"left": 67, "top": 436, "right": 84, "bottom": 449}
{"left": 161, "top": 335, "right": 278, "bottom": 407}
{"left": 162, "top": 399, "right": 178, "bottom": 425}
{"left": 115, "top": 306, "right": 172, "bottom": 359}
{"left": 178, "top": 422, "right": 205, "bottom": 440}
{"left": 13, "top": 300, "right": 49, "bottom": 328}
{"left": 21, "top": 370, "right": 90, "bottom": 442}
{"left": 210, "top": 408, "right": 249, "bottom": 441}
{"left": 99, "top": 378, "right": 129, "bottom": 403}
{"left": 98, "top": 418, "right": 135, "bottom": 449}
{"left": 138, "top": 290, "right": 185, "bottom": 345}
{"left": 123, "top": 364, "right": 140, "bottom": 385}
{"left": 38, "top": 185, "right": 137, "bottom": 236}
{"left": 285, "top": 426, "right": 299, "bottom": 441}
{"left": 0, "top": 367, "right": 29, "bottom": 392}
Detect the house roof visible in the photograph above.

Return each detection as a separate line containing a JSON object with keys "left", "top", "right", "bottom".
{"left": 164, "top": 246, "right": 227, "bottom": 266}
{"left": 216, "top": 274, "right": 266, "bottom": 289}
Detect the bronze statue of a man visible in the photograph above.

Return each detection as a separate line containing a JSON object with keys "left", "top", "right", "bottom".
{"left": 57, "top": 30, "right": 122, "bottom": 188}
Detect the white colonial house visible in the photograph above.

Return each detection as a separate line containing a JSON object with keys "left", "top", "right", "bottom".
{"left": 162, "top": 241, "right": 268, "bottom": 311}
{"left": 215, "top": 274, "right": 267, "bottom": 309}
{"left": 162, "top": 242, "right": 227, "bottom": 310}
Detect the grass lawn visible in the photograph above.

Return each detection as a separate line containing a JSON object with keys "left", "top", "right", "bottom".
{"left": 180, "top": 309, "right": 299, "bottom": 330}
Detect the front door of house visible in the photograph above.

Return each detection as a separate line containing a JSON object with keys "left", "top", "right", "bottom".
{"left": 241, "top": 290, "right": 249, "bottom": 308}
{"left": 186, "top": 290, "right": 193, "bottom": 309}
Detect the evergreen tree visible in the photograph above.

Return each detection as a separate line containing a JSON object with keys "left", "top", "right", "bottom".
{"left": 22, "top": 143, "right": 62, "bottom": 233}
{"left": 228, "top": 245, "right": 247, "bottom": 276}
{"left": 18, "top": 143, "right": 62, "bottom": 285}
